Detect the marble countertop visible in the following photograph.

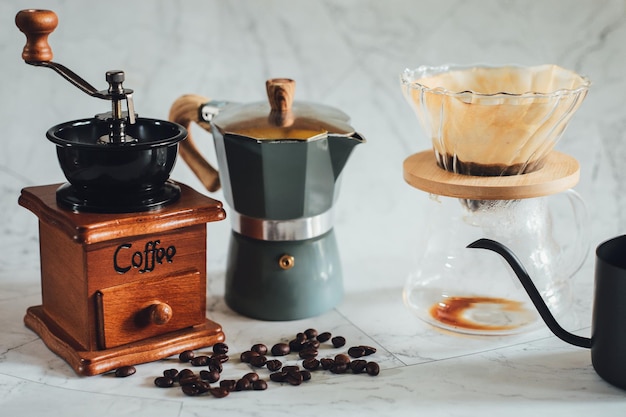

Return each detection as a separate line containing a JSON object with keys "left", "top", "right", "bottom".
{"left": 2, "top": 0, "right": 626, "bottom": 415}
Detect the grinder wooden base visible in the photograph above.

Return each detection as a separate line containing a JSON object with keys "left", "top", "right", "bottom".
{"left": 19, "top": 182, "right": 226, "bottom": 376}
{"left": 25, "top": 305, "right": 224, "bottom": 376}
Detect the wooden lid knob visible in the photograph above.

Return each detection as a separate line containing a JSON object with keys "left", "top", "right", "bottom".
{"left": 15, "top": 9, "right": 58, "bottom": 62}
{"left": 266, "top": 78, "right": 295, "bottom": 113}
{"left": 149, "top": 302, "right": 173, "bottom": 325}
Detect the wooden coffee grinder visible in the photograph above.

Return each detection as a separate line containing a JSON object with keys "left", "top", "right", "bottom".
{"left": 15, "top": 9, "right": 226, "bottom": 376}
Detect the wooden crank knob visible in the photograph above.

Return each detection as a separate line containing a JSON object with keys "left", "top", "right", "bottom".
{"left": 15, "top": 9, "right": 58, "bottom": 62}
{"left": 266, "top": 78, "right": 295, "bottom": 113}
{"left": 148, "top": 302, "right": 173, "bottom": 325}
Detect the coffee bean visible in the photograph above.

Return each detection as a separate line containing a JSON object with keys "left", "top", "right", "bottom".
{"left": 330, "top": 362, "right": 348, "bottom": 374}
{"left": 361, "top": 345, "right": 377, "bottom": 356}
{"left": 271, "top": 343, "right": 290, "bottom": 356}
{"left": 163, "top": 368, "right": 179, "bottom": 379}
{"left": 266, "top": 359, "right": 282, "bottom": 372}
{"left": 269, "top": 371, "right": 288, "bottom": 382}
{"left": 208, "top": 358, "right": 223, "bottom": 373}
{"left": 114, "top": 366, "right": 136, "bottom": 377}
{"left": 211, "top": 353, "right": 230, "bottom": 363}
{"left": 299, "top": 347, "right": 318, "bottom": 359}
{"left": 320, "top": 358, "right": 334, "bottom": 370}
{"left": 350, "top": 359, "right": 367, "bottom": 374}
{"left": 289, "top": 338, "right": 306, "bottom": 352}
{"left": 252, "top": 380, "right": 268, "bottom": 390}
{"left": 348, "top": 346, "right": 366, "bottom": 358}
{"left": 179, "top": 350, "right": 195, "bottom": 362}
{"left": 200, "top": 369, "right": 220, "bottom": 383}
{"left": 242, "top": 372, "right": 260, "bottom": 382}
{"left": 331, "top": 336, "right": 346, "bottom": 348}
{"left": 213, "top": 342, "right": 229, "bottom": 355}
{"left": 366, "top": 361, "right": 380, "bottom": 376}
{"left": 251, "top": 343, "right": 268, "bottom": 355}
{"left": 154, "top": 376, "right": 174, "bottom": 387}
{"left": 300, "top": 370, "right": 312, "bottom": 381}
{"left": 282, "top": 365, "right": 300, "bottom": 373}
{"left": 240, "top": 350, "right": 260, "bottom": 363}
{"left": 235, "top": 378, "right": 252, "bottom": 391}
{"left": 302, "top": 358, "right": 320, "bottom": 371}
{"left": 316, "top": 332, "right": 332, "bottom": 343}
{"left": 249, "top": 355, "right": 267, "bottom": 367}
{"left": 210, "top": 387, "right": 230, "bottom": 398}
{"left": 190, "top": 355, "right": 210, "bottom": 366}
{"left": 295, "top": 332, "right": 307, "bottom": 342}
{"left": 305, "top": 339, "right": 321, "bottom": 349}
{"left": 179, "top": 375, "right": 201, "bottom": 386}
{"left": 304, "top": 328, "right": 318, "bottom": 339}
{"left": 334, "top": 353, "right": 351, "bottom": 365}
{"left": 177, "top": 368, "right": 195, "bottom": 381}
{"left": 286, "top": 370, "right": 303, "bottom": 386}
{"left": 220, "top": 379, "right": 237, "bottom": 391}
{"left": 182, "top": 384, "right": 201, "bottom": 396}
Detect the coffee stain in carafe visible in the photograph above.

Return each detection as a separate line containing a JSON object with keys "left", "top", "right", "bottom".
{"left": 430, "top": 296, "right": 534, "bottom": 331}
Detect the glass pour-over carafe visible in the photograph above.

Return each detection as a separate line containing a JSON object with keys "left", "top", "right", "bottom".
{"left": 400, "top": 64, "right": 590, "bottom": 335}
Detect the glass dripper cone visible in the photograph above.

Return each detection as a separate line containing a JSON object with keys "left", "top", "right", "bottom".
{"left": 401, "top": 64, "right": 590, "bottom": 176}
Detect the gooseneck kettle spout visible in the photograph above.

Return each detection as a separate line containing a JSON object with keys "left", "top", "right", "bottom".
{"left": 467, "top": 238, "right": 591, "bottom": 348}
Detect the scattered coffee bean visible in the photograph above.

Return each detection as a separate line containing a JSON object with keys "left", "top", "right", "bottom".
{"left": 289, "top": 338, "right": 306, "bottom": 352}
{"left": 208, "top": 358, "right": 223, "bottom": 373}
{"left": 114, "top": 366, "right": 136, "bottom": 377}
{"left": 316, "top": 332, "right": 332, "bottom": 343}
{"left": 235, "top": 378, "right": 252, "bottom": 391}
{"left": 190, "top": 355, "right": 210, "bottom": 366}
{"left": 177, "top": 368, "right": 195, "bottom": 381}
{"left": 251, "top": 343, "right": 268, "bottom": 355}
{"left": 213, "top": 342, "right": 229, "bottom": 354}
{"left": 242, "top": 372, "right": 260, "bottom": 382}
{"left": 266, "top": 359, "right": 282, "bottom": 372}
{"left": 163, "top": 368, "right": 179, "bottom": 379}
{"left": 252, "top": 380, "right": 268, "bottom": 390}
{"left": 361, "top": 345, "right": 377, "bottom": 355}
{"left": 220, "top": 379, "right": 237, "bottom": 391}
{"left": 179, "top": 375, "right": 201, "bottom": 386}
{"left": 304, "top": 328, "right": 318, "bottom": 339}
{"left": 269, "top": 371, "right": 288, "bottom": 382}
{"left": 211, "top": 353, "right": 230, "bottom": 363}
{"left": 331, "top": 336, "right": 346, "bottom": 348}
{"left": 200, "top": 369, "right": 220, "bottom": 383}
{"left": 366, "top": 361, "right": 380, "bottom": 376}
{"left": 249, "top": 355, "right": 267, "bottom": 367}
{"left": 302, "top": 358, "right": 320, "bottom": 371}
{"left": 154, "top": 376, "right": 174, "bottom": 387}
{"left": 300, "top": 370, "right": 312, "bottom": 381}
{"left": 320, "top": 358, "right": 334, "bottom": 370}
{"left": 305, "top": 339, "right": 321, "bottom": 349}
{"left": 282, "top": 365, "right": 300, "bottom": 373}
{"left": 271, "top": 342, "right": 290, "bottom": 356}
{"left": 240, "top": 350, "right": 260, "bottom": 363}
{"left": 348, "top": 346, "right": 366, "bottom": 358}
{"left": 299, "top": 347, "right": 318, "bottom": 359}
{"left": 295, "top": 332, "right": 307, "bottom": 343}
{"left": 182, "top": 384, "right": 201, "bottom": 396}
{"left": 286, "top": 370, "right": 303, "bottom": 386}
{"left": 350, "top": 359, "right": 367, "bottom": 374}
{"left": 179, "top": 350, "right": 195, "bottom": 362}
{"left": 210, "top": 387, "right": 230, "bottom": 398}
{"left": 334, "top": 353, "right": 351, "bottom": 365}
{"left": 330, "top": 362, "right": 348, "bottom": 374}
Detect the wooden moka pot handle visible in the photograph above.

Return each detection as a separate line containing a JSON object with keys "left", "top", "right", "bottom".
{"left": 15, "top": 9, "right": 58, "bottom": 62}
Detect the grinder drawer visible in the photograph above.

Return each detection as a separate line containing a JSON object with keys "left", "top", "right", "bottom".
{"left": 95, "top": 269, "right": 205, "bottom": 349}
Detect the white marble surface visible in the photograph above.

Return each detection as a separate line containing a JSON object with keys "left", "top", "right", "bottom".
{"left": 2, "top": 0, "right": 626, "bottom": 415}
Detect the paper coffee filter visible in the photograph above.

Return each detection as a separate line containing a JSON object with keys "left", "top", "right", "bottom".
{"left": 401, "top": 65, "right": 589, "bottom": 175}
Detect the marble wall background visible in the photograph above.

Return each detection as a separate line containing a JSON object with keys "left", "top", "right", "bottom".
{"left": 1, "top": 0, "right": 625, "bottom": 285}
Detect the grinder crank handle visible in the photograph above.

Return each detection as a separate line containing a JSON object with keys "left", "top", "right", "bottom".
{"left": 15, "top": 9, "right": 111, "bottom": 98}
{"left": 169, "top": 95, "right": 221, "bottom": 192}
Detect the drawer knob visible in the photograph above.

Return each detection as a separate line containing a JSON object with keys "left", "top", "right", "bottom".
{"left": 149, "top": 302, "right": 173, "bottom": 325}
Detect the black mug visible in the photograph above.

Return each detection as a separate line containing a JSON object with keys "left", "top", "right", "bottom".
{"left": 468, "top": 235, "right": 626, "bottom": 390}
